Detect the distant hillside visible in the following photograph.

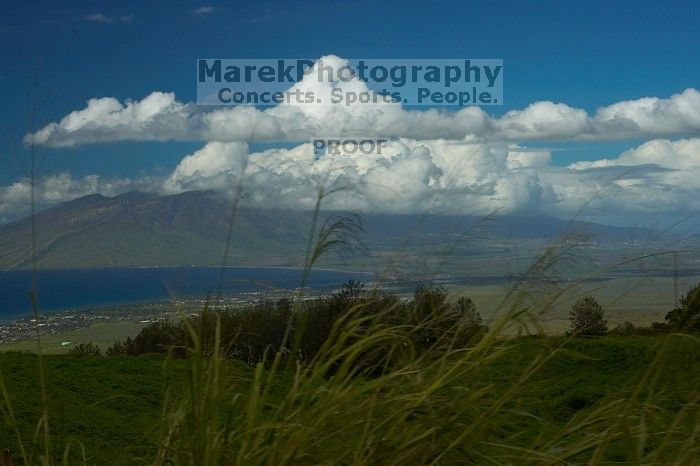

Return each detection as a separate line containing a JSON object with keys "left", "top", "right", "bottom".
{"left": 359, "top": 212, "right": 647, "bottom": 242}
{"left": 0, "top": 191, "right": 313, "bottom": 269}
{"left": 0, "top": 190, "right": 655, "bottom": 270}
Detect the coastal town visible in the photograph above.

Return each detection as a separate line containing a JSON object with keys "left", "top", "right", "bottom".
{"left": 0, "top": 287, "right": 341, "bottom": 345}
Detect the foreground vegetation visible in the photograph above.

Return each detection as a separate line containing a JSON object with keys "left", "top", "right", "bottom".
{"left": 0, "top": 354, "right": 183, "bottom": 464}
{"left": 1, "top": 281, "right": 698, "bottom": 465}
{"left": 1, "top": 333, "right": 698, "bottom": 465}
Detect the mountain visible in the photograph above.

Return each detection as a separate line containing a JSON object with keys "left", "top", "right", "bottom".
{"left": 0, "top": 191, "right": 313, "bottom": 269}
{"left": 0, "top": 190, "right": 656, "bottom": 270}
{"left": 360, "top": 212, "right": 647, "bottom": 242}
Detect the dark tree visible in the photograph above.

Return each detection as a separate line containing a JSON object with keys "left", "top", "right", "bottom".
{"left": 665, "top": 282, "right": 700, "bottom": 331}
{"left": 68, "top": 342, "right": 102, "bottom": 356}
{"left": 455, "top": 297, "right": 482, "bottom": 328}
{"left": 569, "top": 296, "right": 607, "bottom": 336}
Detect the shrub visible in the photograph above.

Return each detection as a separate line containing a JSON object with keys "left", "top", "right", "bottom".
{"left": 651, "top": 321, "right": 669, "bottom": 331}
{"left": 107, "top": 320, "right": 185, "bottom": 356}
{"left": 455, "top": 297, "right": 481, "bottom": 326}
{"left": 610, "top": 321, "right": 665, "bottom": 336}
{"left": 569, "top": 296, "right": 607, "bottom": 336}
{"left": 664, "top": 282, "right": 700, "bottom": 331}
{"left": 106, "top": 337, "right": 136, "bottom": 356}
{"left": 223, "top": 298, "right": 293, "bottom": 365}
{"left": 68, "top": 342, "right": 101, "bottom": 356}
{"left": 410, "top": 285, "right": 457, "bottom": 347}
{"left": 105, "top": 284, "right": 485, "bottom": 370}
{"left": 610, "top": 321, "right": 635, "bottom": 335}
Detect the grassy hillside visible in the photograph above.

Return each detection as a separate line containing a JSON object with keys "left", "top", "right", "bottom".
{"left": 0, "top": 354, "right": 187, "bottom": 465}
{"left": 1, "top": 335, "right": 698, "bottom": 464}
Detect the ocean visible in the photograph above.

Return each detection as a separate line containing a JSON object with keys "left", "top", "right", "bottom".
{"left": 0, "top": 266, "right": 374, "bottom": 320}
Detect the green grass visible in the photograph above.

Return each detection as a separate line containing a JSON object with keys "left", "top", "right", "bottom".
{"left": 1, "top": 334, "right": 697, "bottom": 464}
{"left": 0, "top": 320, "right": 150, "bottom": 354}
{"left": 476, "top": 336, "right": 699, "bottom": 443}
{"left": 0, "top": 354, "right": 188, "bottom": 464}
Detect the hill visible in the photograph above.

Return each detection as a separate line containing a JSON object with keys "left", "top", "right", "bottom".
{"left": 0, "top": 190, "right": 656, "bottom": 270}
{"left": 0, "top": 191, "right": 313, "bottom": 269}
{"left": 1, "top": 334, "right": 698, "bottom": 464}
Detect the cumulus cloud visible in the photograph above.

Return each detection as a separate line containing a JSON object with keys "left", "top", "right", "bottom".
{"left": 593, "top": 90, "right": 700, "bottom": 138}
{"left": 569, "top": 138, "right": 700, "bottom": 170}
{"left": 495, "top": 102, "right": 589, "bottom": 140}
{"left": 24, "top": 56, "right": 700, "bottom": 147}
{"left": 157, "top": 138, "right": 531, "bottom": 213}
{"left": 27, "top": 92, "right": 195, "bottom": 146}
{"left": 506, "top": 145, "right": 552, "bottom": 169}
{"left": 156, "top": 137, "right": 700, "bottom": 218}
{"left": 10, "top": 56, "right": 700, "bottom": 224}
{"left": 564, "top": 138, "right": 700, "bottom": 214}
{"left": 3, "top": 137, "right": 700, "bottom": 224}
{"left": 164, "top": 141, "right": 249, "bottom": 192}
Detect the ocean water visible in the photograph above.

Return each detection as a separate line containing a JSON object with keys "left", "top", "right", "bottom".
{"left": 0, "top": 266, "right": 374, "bottom": 320}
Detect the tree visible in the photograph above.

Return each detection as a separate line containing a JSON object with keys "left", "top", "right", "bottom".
{"left": 68, "top": 342, "right": 101, "bottom": 356}
{"left": 569, "top": 296, "right": 607, "bottom": 336}
{"left": 665, "top": 282, "right": 700, "bottom": 331}
{"left": 455, "top": 297, "right": 483, "bottom": 328}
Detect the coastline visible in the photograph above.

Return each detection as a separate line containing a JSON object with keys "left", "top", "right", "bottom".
{"left": 0, "top": 286, "right": 352, "bottom": 350}
{"left": 0, "top": 265, "right": 378, "bottom": 321}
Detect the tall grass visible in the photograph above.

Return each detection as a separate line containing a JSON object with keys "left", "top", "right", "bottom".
{"left": 148, "top": 187, "right": 698, "bottom": 464}
{"left": 0, "top": 74, "right": 56, "bottom": 465}
{"left": 148, "top": 297, "right": 699, "bottom": 464}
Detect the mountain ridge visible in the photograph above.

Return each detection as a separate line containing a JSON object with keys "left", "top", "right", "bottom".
{"left": 0, "top": 190, "right": 657, "bottom": 270}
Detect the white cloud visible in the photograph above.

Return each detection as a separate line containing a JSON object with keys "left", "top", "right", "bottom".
{"left": 28, "top": 92, "right": 194, "bottom": 146}
{"left": 81, "top": 13, "right": 132, "bottom": 23}
{"left": 563, "top": 138, "right": 700, "bottom": 214}
{"left": 11, "top": 56, "right": 700, "bottom": 225}
{"left": 25, "top": 57, "right": 700, "bottom": 147}
{"left": 569, "top": 138, "right": 700, "bottom": 170}
{"left": 3, "top": 137, "right": 700, "bottom": 224}
{"left": 495, "top": 102, "right": 589, "bottom": 140}
{"left": 593, "top": 89, "right": 700, "bottom": 138}
{"left": 164, "top": 141, "right": 249, "bottom": 192}
{"left": 160, "top": 139, "right": 517, "bottom": 214}
{"left": 193, "top": 6, "right": 217, "bottom": 17}
{"left": 506, "top": 145, "right": 552, "bottom": 169}
{"left": 82, "top": 13, "right": 112, "bottom": 23}
{"left": 158, "top": 137, "right": 700, "bottom": 218}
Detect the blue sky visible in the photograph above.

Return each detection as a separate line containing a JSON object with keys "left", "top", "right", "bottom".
{"left": 1, "top": 0, "right": 700, "bottom": 225}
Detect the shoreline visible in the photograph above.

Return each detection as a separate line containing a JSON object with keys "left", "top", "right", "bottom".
{"left": 0, "top": 265, "right": 380, "bottom": 322}
{"left": 0, "top": 287, "right": 349, "bottom": 348}
{"left": 0, "top": 264, "right": 378, "bottom": 274}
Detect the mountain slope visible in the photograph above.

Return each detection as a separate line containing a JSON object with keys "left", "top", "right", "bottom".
{"left": 0, "top": 191, "right": 313, "bottom": 269}
{"left": 0, "top": 190, "right": 657, "bottom": 270}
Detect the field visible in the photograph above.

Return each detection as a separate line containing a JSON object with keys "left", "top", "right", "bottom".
{"left": 0, "top": 320, "right": 150, "bottom": 354}
{"left": 451, "top": 276, "right": 700, "bottom": 333}
{"left": 0, "top": 353, "right": 184, "bottom": 464}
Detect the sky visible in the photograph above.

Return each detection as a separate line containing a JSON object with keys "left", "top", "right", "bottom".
{"left": 1, "top": 0, "right": 700, "bottom": 227}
